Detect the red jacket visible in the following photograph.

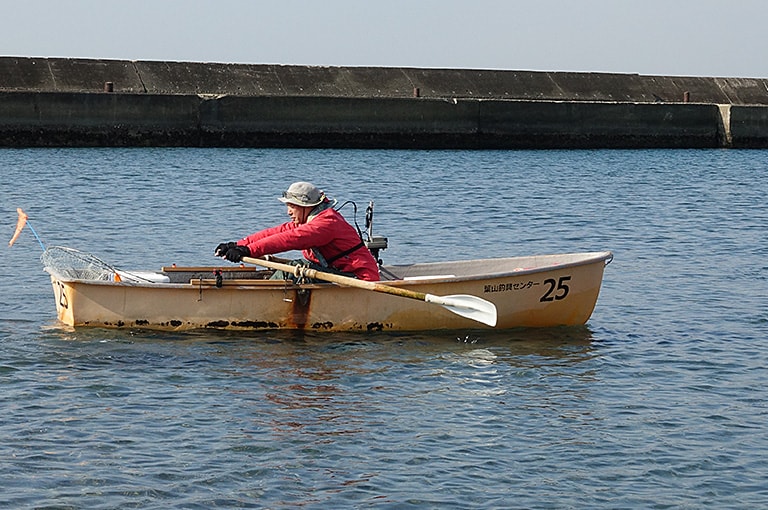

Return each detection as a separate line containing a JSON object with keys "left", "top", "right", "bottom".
{"left": 237, "top": 208, "right": 380, "bottom": 281}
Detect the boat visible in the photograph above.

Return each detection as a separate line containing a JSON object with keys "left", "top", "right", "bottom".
{"left": 42, "top": 247, "right": 613, "bottom": 332}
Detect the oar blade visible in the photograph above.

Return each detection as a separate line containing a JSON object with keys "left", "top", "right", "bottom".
{"left": 425, "top": 294, "right": 498, "bottom": 327}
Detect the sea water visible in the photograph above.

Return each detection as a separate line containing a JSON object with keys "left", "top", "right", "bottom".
{"left": 0, "top": 148, "right": 766, "bottom": 508}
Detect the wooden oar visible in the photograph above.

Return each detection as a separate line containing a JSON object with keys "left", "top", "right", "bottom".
{"left": 242, "top": 256, "right": 497, "bottom": 327}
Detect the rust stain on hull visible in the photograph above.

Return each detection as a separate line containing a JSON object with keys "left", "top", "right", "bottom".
{"left": 289, "top": 289, "right": 312, "bottom": 329}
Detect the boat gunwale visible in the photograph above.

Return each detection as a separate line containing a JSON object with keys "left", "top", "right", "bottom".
{"left": 45, "top": 251, "right": 613, "bottom": 289}
{"left": 382, "top": 250, "right": 613, "bottom": 284}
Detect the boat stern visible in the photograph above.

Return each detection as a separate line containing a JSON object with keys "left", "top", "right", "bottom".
{"left": 49, "top": 274, "right": 76, "bottom": 326}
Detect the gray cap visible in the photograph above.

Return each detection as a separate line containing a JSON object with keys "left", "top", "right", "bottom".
{"left": 278, "top": 181, "right": 325, "bottom": 207}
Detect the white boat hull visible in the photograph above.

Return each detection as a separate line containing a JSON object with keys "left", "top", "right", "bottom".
{"left": 47, "top": 251, "right": 612, "bottom": 331}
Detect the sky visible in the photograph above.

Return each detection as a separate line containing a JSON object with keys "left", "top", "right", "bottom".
{"left": 2, "top": 0, "right": 767, "bottom": 78}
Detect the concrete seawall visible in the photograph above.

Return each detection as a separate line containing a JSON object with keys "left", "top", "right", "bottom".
{"left": 2, "top": 57, "right": 768, "bottom": 148}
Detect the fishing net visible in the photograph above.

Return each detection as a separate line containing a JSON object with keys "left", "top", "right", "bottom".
{"left": 41, "top": 246, "right": 122, "bottom": 281}
{"left": 41, "top": 246, "right": 171, "bottom": 284}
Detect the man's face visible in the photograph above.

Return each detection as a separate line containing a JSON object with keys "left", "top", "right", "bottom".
{"left": 287, "top": 203, "right": 311, "bottom": 225}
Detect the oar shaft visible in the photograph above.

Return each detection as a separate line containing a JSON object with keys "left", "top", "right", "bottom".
{"left": 241, "top": 256, "right": 497, "bottom": 327}
{"left": 242, "top": 256, "right": 428, "bottom": 301}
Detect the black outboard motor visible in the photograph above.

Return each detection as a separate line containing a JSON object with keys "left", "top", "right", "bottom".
{"left": 364, "top": 201, "right": 388, "bottom": 265}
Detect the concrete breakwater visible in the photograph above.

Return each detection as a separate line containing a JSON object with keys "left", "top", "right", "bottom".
{"left": 1, "top": 57, "right": 767, "bottom": 148}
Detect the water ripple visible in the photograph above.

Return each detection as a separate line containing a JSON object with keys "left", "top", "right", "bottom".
{"left": 1, "top": 148, "right": 767, "bottom": 508}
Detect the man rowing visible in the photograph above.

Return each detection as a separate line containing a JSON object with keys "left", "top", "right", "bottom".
{"left": 215, "top": 181, "right": 380, "bottom": 281}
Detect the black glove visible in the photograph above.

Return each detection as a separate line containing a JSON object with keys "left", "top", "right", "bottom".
{"left": 215, "top": 241, "right": 237, "bottom": 257}
{"left": 224, "top": 245, "right": 250, "bottom": 263}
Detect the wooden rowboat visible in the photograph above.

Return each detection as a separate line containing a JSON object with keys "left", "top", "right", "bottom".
{"left": 44, "top": 250, "right": 613, "bottom": 332}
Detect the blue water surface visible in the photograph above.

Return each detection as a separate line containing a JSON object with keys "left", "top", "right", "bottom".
{"left": 1, "top": 148, "right": 767, "bottom": 508}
